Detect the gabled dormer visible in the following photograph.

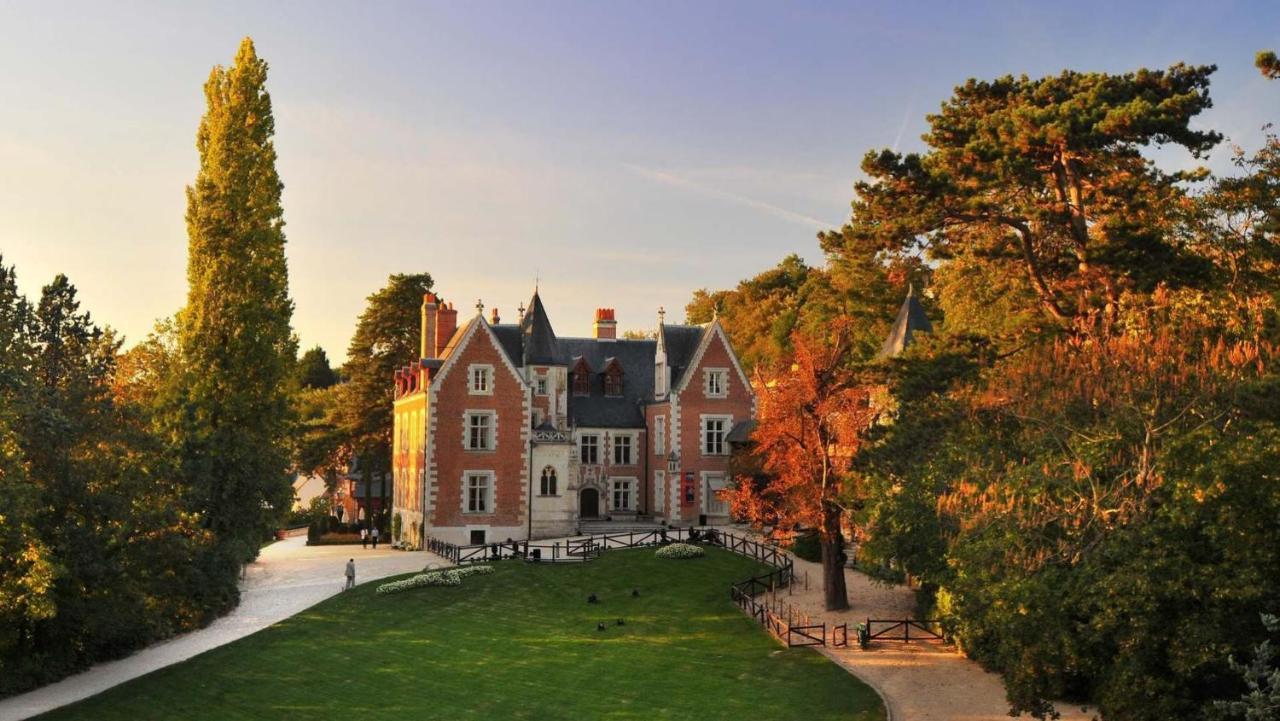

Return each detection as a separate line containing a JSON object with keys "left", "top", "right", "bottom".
{"left": 654, "top": 307, "right": 669, "bottom": 399}
{"left": 570, "top": 356, "right": 592, "bottom": 395}
{"left": 601, "top": 357, "right": 624, "bottom": 397}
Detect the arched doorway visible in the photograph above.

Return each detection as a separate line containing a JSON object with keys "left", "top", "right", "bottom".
{"left": 579, "top": 488, "right": 600, "bottom": 519}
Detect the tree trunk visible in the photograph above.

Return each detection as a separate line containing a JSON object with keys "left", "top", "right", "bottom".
{"left": 820, "top": 502, "right": 849, "bottom": 611}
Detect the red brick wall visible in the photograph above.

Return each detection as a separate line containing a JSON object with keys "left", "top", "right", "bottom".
{"left": 674, "top": 328, "right": 753, "bottom": 522}
{"left": 430, "top": 323, "right": 529, "bottom": 530}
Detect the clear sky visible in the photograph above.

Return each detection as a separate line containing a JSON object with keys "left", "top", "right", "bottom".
{"left": 1, "top": 1, "right": 1278, "bottom": 361}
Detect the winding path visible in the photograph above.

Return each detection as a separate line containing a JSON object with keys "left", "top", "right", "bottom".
{"left": 0, "top": 537, "right": 435, "bottom": 721}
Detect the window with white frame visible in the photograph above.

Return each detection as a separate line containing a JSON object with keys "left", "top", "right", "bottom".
{"left": 654, "top": 470, "right": 666, "bottom": 513}
{"left": 579, "top": 434, "right": 599, "bottom": 464}
{"left": 613, "top": 434, "right": 633, "bottom": 465}
{"left": 465, "top": 472, "right": 492, "bottom": 513}
{"left": 535, "top": 375, "right": 548, "bottom": 395}
{"left": 705, "top": 368, "right": 728, "bottom": 398}
{"left": 705, "top": 474, "right": 729, "bottom": 515}
{"left": 702, "top": 416, "right": 729, "bottom": 455}
{"left": 612, "top": 478, "right": 633, "bottom": 511}
{"left": 654, "top": 416, "right": 666, "bottom": 455}
{"left": 465, "top": 412, "right": 495, "bottom": 451}
{"left": 469, "top": 364, "right": 493, "bottom": 395}
{"left": 539, "top": 466, "right": 557, "bottom": 496}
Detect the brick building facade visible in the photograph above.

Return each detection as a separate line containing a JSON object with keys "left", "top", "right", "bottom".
{"left": 390, "top": 290, "right": 754, "bottom": 547}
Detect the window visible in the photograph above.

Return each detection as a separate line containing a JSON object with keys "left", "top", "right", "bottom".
{"left": 466, "top": 473, "right": 491, "bottom": 513}
{"left": 612, "top": 479, "right": 633, "bottom": 511}
{"left": 579, "top": 434, "right": 599, "bottom": 464}
{"left": 604, "top": 369, "right": 623, "bottom": 396}
{"left": 654, "top": 416, "right": 666, "bottom": 456}
{"left": 613, "top": 434, "right": 632, "bottom": 465}
{"left": 705, "top": 474, "right": 728, "bottom": 515}
{"left": 469, "top": 364, "right": 493, "bottom": 395}
{"left": 572, "top": 372, "right": 590, "bottom": 395}
{"left": 654, "top": 471, "right": 666, "bottom": 514}
{"left": 469, "top": 529, "right": 486, "bottom": 544}
{"left": 540, "top": 466, "right": 557, "bottom": 496}
{"left": 705, "top": 369, "right": 727, "bottom": 398}
{"left": 466, "top": 412, "right": 494, "bottom": 451}
{"left": 703, "top": 417, "right": 729, "bottom": 455}
{"left": 535, "top": 375, "right": 548, "bottom": 395}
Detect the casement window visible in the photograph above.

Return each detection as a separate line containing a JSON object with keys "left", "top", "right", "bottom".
{"left": 612, "top": 479, "right": 633, "bottom": 511}
{"left": 535, "top": 375, "right": 548, "bottom": 396}
{"left": 705, "top": 473, "right": 728, "bottom": 515}
{"left": 603, "top": 369, "right": 623, "bottom": 396}
{"left": 540, "top": 466, "right": 558, "bottom": 496}
{"left": 654, "top": 416, "right": 666, "bottom": 456}
{"left": 579, "top": 434, "right": 599, "bottom": 464}
{"left": 702, "top": 416, "right": 729, "bottom": 456}
{"left": 465, "top": 472, "right": 492, "bottom": 513}
{"left": 469, "top": 364, "right": 493, "bottom": 395}
{"left": 572, "top": 372, "right": 590, "bottom": 395}
{"left": 465, "top": 412, "right": 495, "bottom": 451}
{"left": 705, "top": 368, "right": 728, "bottom": 398}
{"left": 654, "top": 470, "right": 666, "bottom": 513}
{"left": 613, "top": 434, "right": 633, "bottom": 465}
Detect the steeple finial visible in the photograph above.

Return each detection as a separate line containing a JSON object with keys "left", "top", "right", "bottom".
{"left": 475, "top": 298, "right": 484, "bottom": 316}
{"left": 657, "top": 306, "right": 666, "bottom": 325}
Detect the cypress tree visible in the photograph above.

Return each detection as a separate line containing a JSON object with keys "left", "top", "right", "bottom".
{"left": 180, "top": 37, "right": 296, "bottom": 594}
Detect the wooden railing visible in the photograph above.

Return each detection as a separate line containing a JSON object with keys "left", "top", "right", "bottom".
{"left": 422, "top": 527, "right": 845, "bottom": 648}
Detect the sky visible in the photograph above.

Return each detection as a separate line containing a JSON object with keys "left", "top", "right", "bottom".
{"left": 1, "top": 1, "right": 1278, "bottom": 362}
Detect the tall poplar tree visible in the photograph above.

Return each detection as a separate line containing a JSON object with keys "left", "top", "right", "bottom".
{"left": 180, "top": 37, "right": 296, "bottom": 589}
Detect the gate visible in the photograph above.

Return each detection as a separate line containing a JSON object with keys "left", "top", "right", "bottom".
{"left": 865, "top": 618, "right": 944, "bottom": 643}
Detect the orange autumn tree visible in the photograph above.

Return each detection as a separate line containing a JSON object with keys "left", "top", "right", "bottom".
{"left": 729, "top": 319, "right": 877, "bottom": 611}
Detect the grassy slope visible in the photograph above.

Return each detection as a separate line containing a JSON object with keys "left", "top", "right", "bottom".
{"left": 39, "top": 548, "right": 883, "bottom": 721}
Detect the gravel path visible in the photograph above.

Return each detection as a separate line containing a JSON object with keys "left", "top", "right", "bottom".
{"left": 780, "top": 553, "right": 1094, "bottom": 721}
{"left": 0, "top": 537, "right": 436, "bottom": 721}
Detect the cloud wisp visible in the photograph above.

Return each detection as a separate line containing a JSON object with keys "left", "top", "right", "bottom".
{"left": 624, "top": 164, "right": 832, "bottom": 230}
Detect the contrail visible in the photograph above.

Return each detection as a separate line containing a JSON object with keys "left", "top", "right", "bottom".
{"left": 624, "top": 164, "right": 830, "bottom": 230}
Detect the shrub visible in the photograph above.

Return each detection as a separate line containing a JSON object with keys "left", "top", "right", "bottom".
{"left": 306, "top": 522, "right": 321, "bottom": 545}
{"left": 789, "top": 531, "right": 822, "bottom": 563}
{"left": 392, "top": 513, "right": 403, "bottom": 541}
{"left": 376, "top": 564, "right": 494, "bottom": 595}
{"left": 655, "top": 543, "right": 705, "bottom": 560}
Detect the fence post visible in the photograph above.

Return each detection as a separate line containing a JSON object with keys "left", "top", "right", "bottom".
{"left": 904, "top": 619, "right": 910, "bottom": 643}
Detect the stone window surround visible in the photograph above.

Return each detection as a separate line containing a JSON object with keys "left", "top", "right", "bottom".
{"left": 463, "top": 410, "right": 497, "bottom": 452}
{"left": 704, "top": 367, "right": 729, "bottom": 398}
{"left": 462, "top": 470, "right": 495, "bottom": 515}
{"left": 700, "top": 414, "right": 732, "bottom": 456}
{"left": 468, "top": 363, "right": 495, "bottom": 395}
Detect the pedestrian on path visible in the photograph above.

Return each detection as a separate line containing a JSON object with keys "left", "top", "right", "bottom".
{"left": 344, "top": 558, "right": 355, "bottom": 590}
{"left": 361, "top": 527, "right": 368, "bottom": 549}
{"left": 371, "top": 526, "right": 380, "bottom": 549}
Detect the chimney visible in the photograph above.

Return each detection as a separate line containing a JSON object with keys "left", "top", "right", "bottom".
{"left": 593, "top": 308, "right": 617, "bottom": 340}
{"left": 490, "top": 307, "right": 501, "bottom": 325}
{"left": 435, "top": 301, "right": 458, "bottom": 357}
{"left": 421, "top": 293, "right": 438, "bottom": 359}
{"left": 394, "top": 368, "right": 404, "bottom": 398}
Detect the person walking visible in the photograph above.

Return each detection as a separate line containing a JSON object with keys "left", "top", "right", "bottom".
{"left": 360, "top": 527, "right": 368, "bottom": 549}
{"left": 344, "top": 558, "right": 356, "bottom": 590}
{"left": 371, "top": 526, "right": 380, "bottom": 549}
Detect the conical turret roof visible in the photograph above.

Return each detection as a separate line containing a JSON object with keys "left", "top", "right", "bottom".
{"left": 519, "top": 290, "right": 561, "bottom": 364}
{"left": 878, "top": 285, "right": 932, "bottom": 359}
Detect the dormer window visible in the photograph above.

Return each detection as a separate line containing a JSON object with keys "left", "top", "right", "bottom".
{"left": 602, "top": 358, "right": 623, "bottom": 397}
{"left": 571, "top": 357, "right": 591, "bottom": 395}
{"left": 604, "top": 369, "right": 623, "bottom": 396}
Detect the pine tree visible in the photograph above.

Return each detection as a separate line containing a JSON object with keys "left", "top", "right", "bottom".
{"left": 179, "top": 37, "right": 296, "bottom": 588}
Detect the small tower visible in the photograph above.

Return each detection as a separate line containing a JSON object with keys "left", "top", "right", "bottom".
{"left": 877, "top": 285, "right": 933, "bottom": 359}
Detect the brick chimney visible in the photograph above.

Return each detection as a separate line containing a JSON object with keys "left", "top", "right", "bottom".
{"left": 593, "top": 308, "right": 617, "bottom": 340}
{"left": 421, "top": 293, "right": 439, "bottom": 359}
{"left": 490, "top": 307, "right": 501, "bottom": 325}
{"left": 435, "top": 302, "right": 459, "bottom": 357}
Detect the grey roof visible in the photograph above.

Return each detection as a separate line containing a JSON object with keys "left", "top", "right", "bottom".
{"left": 560, "top": 337, "right": 656, "bottom": 428}
{"left": 725, "top": 419, "right": 757, "bottom": 445}
{"left": 519, "top": 291, "right": 560, "bottom": 364}
{"left": 660, "top": 324, "right": 705, "bottom": 389}
{"left": 878, "top": 287, "right": 932, "bottom": 359}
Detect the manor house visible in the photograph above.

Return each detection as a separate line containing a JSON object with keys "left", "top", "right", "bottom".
{"left": 389, "top": 290, "right": 754, "bottom": 547}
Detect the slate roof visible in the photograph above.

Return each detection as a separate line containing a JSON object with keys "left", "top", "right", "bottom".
{"left": 725, "top": 419, "right": 757, "bottom": 445}
{"left": 659, "top": 324, "right": 705, "bottom": 389}
{"left": 519, "top": 291, "right": 561, "bottom": 365}
{"left": 877, "top": 286, "right": 933, "bottom": 359}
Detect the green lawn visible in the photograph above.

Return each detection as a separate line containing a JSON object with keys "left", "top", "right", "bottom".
{"left": 39, "top": 548, "right": 883, "bottom": 721}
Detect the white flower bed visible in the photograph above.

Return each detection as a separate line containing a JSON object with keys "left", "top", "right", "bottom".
{"left": 376, "top": 564, "right": 494, "bottom": 595}
{"left": 655, "top": 543, "right": 705, "bottom": 560}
